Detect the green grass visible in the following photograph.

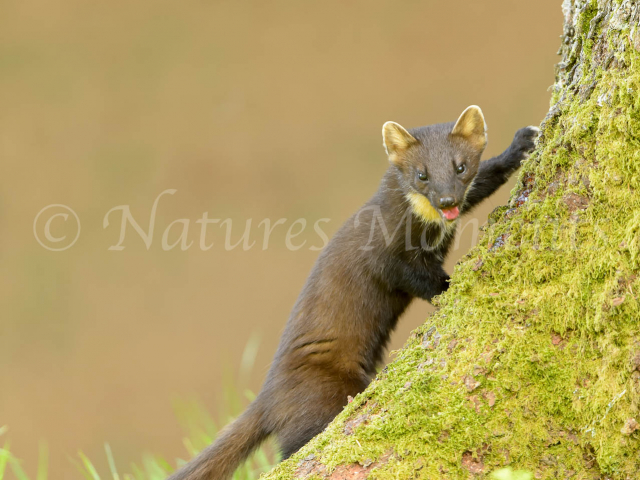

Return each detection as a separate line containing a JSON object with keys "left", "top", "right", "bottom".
{"left": 0, "top": 337, "right": 277, "bottom": 480}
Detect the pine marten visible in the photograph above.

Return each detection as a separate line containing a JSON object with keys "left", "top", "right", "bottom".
{"left": 168, "top": 106, "right": 538, "bottom": 480}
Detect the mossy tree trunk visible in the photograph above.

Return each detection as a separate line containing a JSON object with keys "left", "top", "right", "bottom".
{"left": 263, "top": 1, "right": 640, "bottom": 478}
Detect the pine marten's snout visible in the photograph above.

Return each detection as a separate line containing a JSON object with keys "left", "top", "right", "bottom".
{"left": 435, "top": 196, "right": 460, "bottom": 220}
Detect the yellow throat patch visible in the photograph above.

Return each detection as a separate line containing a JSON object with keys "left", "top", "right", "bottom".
{"left": 406, "top": 192, "right": 442, "bottom": 223}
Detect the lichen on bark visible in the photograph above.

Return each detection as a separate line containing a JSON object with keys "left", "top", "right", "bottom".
{"left": 263, "top": 1, "right": 640, "bottom": 478}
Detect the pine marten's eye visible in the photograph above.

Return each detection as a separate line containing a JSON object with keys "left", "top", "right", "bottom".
{"left": 417, "top": 171, "right": 428, "bottom": 182}
{"left": 456, "top": 164, "right": 467, "bottom": 175}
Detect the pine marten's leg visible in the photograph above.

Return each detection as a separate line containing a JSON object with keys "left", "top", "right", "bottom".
{"left": 462, "top": 126, "right": 538, "bottom": 213}
{"left": 389, "top": 262, "right": 450, "bottom": 303}
{"left": 275, "top": 370, "right": 370, "bottom": 459}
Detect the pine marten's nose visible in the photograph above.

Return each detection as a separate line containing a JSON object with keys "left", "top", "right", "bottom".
{"left": 438, "top": 196, "right": 456, "bottom": 208}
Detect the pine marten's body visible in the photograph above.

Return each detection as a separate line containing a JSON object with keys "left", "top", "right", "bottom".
{"left": 168, "top": 107, "right": 538, "bottom": 480}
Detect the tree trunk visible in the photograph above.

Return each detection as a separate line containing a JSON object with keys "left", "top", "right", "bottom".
{"left": 263, "top": 1, "right": 640, "bottom": 478}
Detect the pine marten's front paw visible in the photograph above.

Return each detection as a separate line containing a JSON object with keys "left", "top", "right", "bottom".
{"left": 504, "top": 126, "right": 539, "bottom": 172}
{"left": 510, "top": 126, "right": 539, "bottom": 159}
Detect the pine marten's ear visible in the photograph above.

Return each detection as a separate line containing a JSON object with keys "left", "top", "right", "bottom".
{"left": 382, "top": 121, "right": 418, "bottom": 163}
{"left": 451, "top": 105, "right": 487, "bottom": 151}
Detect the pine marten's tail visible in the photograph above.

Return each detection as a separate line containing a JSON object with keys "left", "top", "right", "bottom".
{"left": 167, "top": 401, "right": 269, "bottom": 480}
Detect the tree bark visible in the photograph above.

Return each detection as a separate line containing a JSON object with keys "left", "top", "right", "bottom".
{"left": 263, "top": 1, "right": 640, "bottom": 478}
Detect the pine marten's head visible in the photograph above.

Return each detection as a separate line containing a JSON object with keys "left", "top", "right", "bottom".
{"left": 382, "top": 105, "right": 487, "bottom": 224}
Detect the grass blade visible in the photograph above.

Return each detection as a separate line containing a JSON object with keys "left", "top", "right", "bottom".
{"left": 104, "top": 444, "right": 119, "bottom": 480}
{"left": 77, "top": 451, "right": 100, "bottom": 480}
{"left": 8, "top": 455, "right": 30, "bottom": 480}
{"left": 36, "top": 442, "right": 48, "bottom": 480}
{"left": 0, "top": 441, "right": 11, "bottom": 480}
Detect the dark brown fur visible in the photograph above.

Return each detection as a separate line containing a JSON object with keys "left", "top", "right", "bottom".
{"left": 167, "top": 109, "right": 538, "bottom": 480}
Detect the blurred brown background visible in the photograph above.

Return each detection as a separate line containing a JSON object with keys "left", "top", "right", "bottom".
{"left": 0, "top": 1, "right": 561, "bottom": 478}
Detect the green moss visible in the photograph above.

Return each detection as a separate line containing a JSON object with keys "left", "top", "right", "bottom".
{"left": 263, "top": 3, "right": 640, "bottom": 479}
{"left": 579, "top": 1, "right": 598, "bottom": 35}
